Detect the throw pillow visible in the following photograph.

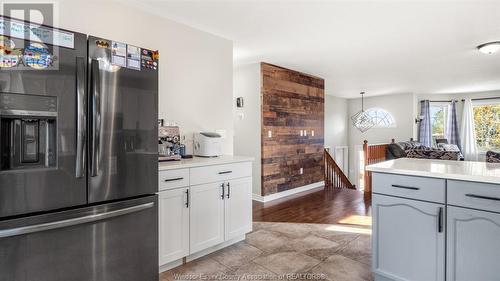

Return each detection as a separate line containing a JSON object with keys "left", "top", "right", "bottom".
{"left": 397, "top": 140, "right": 423, "bottom": 150}
{"left": 406, "top": 148, "right": 459, "bottom": 160}
{"left": 437, "top": 143, "right": 460, "bottom": 152}
{"left": 486, "top": 151, "right": 500, "bottom": 163}
{"left": 387, "top": 143, "right": 407, "bottom": 159}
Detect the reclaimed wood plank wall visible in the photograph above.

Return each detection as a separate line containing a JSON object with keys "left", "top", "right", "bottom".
{"left": 261, "top": 63, "right": 325, "bottom": 196}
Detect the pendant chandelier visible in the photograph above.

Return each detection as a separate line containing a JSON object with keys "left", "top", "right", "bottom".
{"left": 351, "top": 92, "right": 377, "bottom": 132}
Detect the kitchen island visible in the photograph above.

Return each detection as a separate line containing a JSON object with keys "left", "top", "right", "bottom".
{"left": 158, "top": 155, "right": 254, "bottom": 272}
{"left": 367, "top": 158, "right": 500, "bottom": 281}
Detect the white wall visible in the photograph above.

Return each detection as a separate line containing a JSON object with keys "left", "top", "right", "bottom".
{"left": 233, "top": 63, "right": 261, "bottom": 195}
{"left": 54, "top": 0, "right": 234, "bottom": 154}
{"left": 324, "top": 95, "right": 349, "bottom": 148}
{"left": 347, "top": 93, "right": 417, "bottom": 183}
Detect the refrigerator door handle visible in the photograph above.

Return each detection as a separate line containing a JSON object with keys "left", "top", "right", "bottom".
{"left": 90, "top": 59, "right": 101, "bottom": 177}
{"left": 75, "top": 57, "right": 86, "bottom": 178}
{"left": 0, "top": 202, "right": 154, "bottom": 238}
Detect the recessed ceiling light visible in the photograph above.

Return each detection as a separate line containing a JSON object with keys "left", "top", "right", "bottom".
{"left": 477, "top": 41, "right": 500, "bottom": 55}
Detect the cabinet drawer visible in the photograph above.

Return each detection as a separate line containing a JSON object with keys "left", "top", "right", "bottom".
{"left": 372, "top": 173, "right": 445, "bottom": 203}
{"left": 190, "top": 162, "right": 252, "bottom": 186}
{"left": 448, "top": 180, "right": 500, "bottom": 213}
{"left": 158, "top": 168, "right": 190, "bottom": 191}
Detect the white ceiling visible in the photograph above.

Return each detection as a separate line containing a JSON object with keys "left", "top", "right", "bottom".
{"left": 121, "top": 0, "right": 500, "bottom": 98}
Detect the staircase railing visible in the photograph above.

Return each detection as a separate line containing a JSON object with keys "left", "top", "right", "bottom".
{"left": 324, "top": 149, "right": 356, "bottom": 190}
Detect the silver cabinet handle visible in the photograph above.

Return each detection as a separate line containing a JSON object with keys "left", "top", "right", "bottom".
{"left": 90, "top": 59, "right": 101, "bottom": 177}
{"left": 75, "top": 57, "right": 86, "bottom": 178}
{"left": 218, "top": 171, "right": 232, "bottom": 175}
{"left": 185, "top": 189, "right": 190, "bottom": 208}
{"left": 391, "top": 184, "right": 420, "bottom": 191}
{"left": 164, "top": 177, "right": 184, "bottom": 182}
{"left": 221, "top": 183, "right": 225, "bottom": 199}
{"left": 226, "top": 182, "right": 231, "bottom": 199}
{"left": 465, "top": 194, "right": 500, "bottom": 202}
{"left": 438, "top": 207, "right": 443, "bottom": 233}
{"left": 0, "top": 202, "right": 154, "bottom": 238}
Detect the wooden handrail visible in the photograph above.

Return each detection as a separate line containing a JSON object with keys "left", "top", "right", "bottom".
{"left": 324, "top": 149, "right": 356, "bottom": 190}
{"left": 363, "top": 140, "right": 389, "bottom": 193}
{"left": 362, "top": 138, "right": 401, "bottom": 193}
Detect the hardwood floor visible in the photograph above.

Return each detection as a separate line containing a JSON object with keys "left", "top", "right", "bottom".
{"left": 253, "top": 187, "right": 372, "bottom": 225}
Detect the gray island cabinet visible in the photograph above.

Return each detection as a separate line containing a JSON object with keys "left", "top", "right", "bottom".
{"left": 367, "top": 158, "right": 500, "bottom": 281}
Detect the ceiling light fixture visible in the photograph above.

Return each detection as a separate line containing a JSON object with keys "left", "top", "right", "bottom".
{"left": 351, "top": 92, "right": 378, "bottom": 133}
{"left": 477, "top": 41, "right": 500, "bottom": 55}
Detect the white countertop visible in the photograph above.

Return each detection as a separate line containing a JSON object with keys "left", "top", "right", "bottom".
{"left": 366, "top": 158, "right": 500, "bottom": 184}
{"left": 158, "top": 155, "right": 254, "bottom": 171}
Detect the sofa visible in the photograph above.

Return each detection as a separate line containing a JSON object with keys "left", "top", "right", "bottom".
{"left": 386, "top": 140, "right": 463, "bottom": 161}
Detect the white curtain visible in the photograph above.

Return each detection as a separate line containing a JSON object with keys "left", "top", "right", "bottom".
{"left": 460, "top": 98, "right": 478, "bottom": 161}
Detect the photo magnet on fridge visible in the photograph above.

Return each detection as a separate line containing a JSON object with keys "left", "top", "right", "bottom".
{"left": 111, "top": 41, "right": 126, "bottom": 67}
{"left": 127, "top": 45, "right": 141, "bottom": 70}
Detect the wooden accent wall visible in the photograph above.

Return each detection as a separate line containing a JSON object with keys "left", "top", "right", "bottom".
{"left": 261, "top": 63, "right": 325, "bottom": 196}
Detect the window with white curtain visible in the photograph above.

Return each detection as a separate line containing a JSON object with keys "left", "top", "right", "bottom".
{"left": 472, "top": 99, "right": 500, "bottom": 151}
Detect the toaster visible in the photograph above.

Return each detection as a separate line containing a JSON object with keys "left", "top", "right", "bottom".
{"left": 193, "top": 132, "right": 222, "bottom": 157}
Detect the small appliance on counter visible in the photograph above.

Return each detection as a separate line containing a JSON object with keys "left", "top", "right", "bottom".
{"left": 159, "top": 125, "right": 182, "bottom": 161}
{"left": 194, "top": 132, "right": 222, "bottom": 157}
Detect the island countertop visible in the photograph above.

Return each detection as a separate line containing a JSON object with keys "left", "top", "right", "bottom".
{"left": 158, "top": 155, "right": 254, "bottom": 171}
{"left": 366, "top": 158, "right": 500, "bottom": 185}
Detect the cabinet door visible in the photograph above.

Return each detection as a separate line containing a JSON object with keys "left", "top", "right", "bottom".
{"left": 372, "top": 194, "right": 445, "bottom": 281}
{"left": 225, "top": 177, "right": 252, "bottom": 240}
{"left": 158, "top": 188, "right": 189, "bottom": 265}
{"left": 189, "top": 182, "right": 225, "bottom": 253}
{"left": 447, "top": 206, "right": 500, "bottom": 281}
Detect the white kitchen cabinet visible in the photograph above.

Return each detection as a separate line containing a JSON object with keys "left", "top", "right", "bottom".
{"left": 190, "top": 161, "right": 252, "bottom": 186}
{"left": 447, "top": 206, "right": 500, "bottom": 281}
{"left": 224, "top": 177, "right": 252, "bottom": 240}
{"left": 368, "top": 160, "right": 500, "bottom": 281}
{"left": 158, "top": 168, "right": 190, "bottom": 191}
{"left": 372, "top": 173, "right": 445, "bottom": 203}
{"left": 158, "top": 158, "right": 253, "bottom": 269}
{"left": 372, "top": 194, "right": 445, "bottom": 281}
{"left": 447, "top": 180, "right": 500, "bottom": 214}
{"left": 158, "top": 187, "right": 189, "bottom": 265}
{"left": 189, "top": 182, "right": 225, "bottom": 254}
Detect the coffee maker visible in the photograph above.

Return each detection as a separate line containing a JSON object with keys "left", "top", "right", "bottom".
{"left": 158, "top": 121, "right": 182, "bottom": 161}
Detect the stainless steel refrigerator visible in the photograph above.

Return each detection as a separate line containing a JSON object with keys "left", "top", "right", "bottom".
{"left": 0, "top": 17, "right": 158, "bottom": 281}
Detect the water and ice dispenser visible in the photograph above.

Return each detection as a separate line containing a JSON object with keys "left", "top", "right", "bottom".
{"left": 0, "top": 93, "right": 57, "bottom": 170}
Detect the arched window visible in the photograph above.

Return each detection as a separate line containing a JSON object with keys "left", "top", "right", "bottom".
{"left": 363, "top": 108, "right": 396, "bottom": 128}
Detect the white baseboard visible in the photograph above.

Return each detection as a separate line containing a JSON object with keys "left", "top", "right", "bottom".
{"left": 252, "top": 193, "right": 265, "bottom": 202}
{"left": 252, "top": 181, "right": 324, "bottom": 203}
{"left": 159, "top": 259, "right": 183, "bottom": 273}
{"left": 186, "top": 235, "right": 245, "bottom": 263}
{"left": 159, "top": 234, "right": 246, "bottom": 273}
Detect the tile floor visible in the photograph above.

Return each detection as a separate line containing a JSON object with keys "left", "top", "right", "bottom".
{"left": 159, "top": 222, "right": 373, "bottom": 281}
